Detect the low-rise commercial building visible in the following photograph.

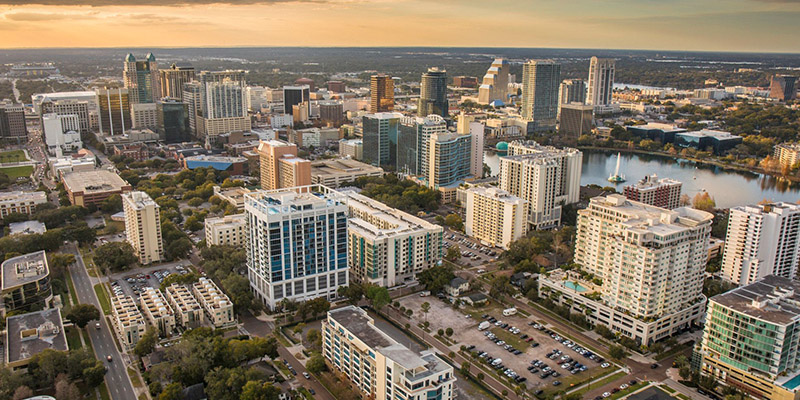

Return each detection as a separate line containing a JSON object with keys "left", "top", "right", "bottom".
{"left": 193, "top": 277, "right": 235, "bottom": 327}
{"left": 165, "top": 283, "right": 204, "bottom": 328}
{"left": 464, "top": 186, "right": 528, "bottom": 249}
{"left": 310, "top": 158, "right": 384, "bottom": 188}
{"left": 204, "top": 214, "right": 247, "bottom": 247}
{"left": 62, "top": 169, "right": 132, "bottom": 207}
{"left": 339, "top": 138, "right": 363, "bottom": 160}
{"left": 183, "top": 155, "right": 248, "bottom": 175}
{"left": 322, "top": 306, "right": 455, "bottom": 400}
{"left": 140, "top": 287, "right": 177, "bottom": 337}
{"left": 675, "top": 129, "right": 743, "bottom": 155}
{"left": 8, "top": 221, "right": 47, "bottom": 236}
{"left": 0, "top": 191, "right": 47, "bottom": 219}
{"left": 4, "top": 309, "right": 67, "bottom": 370}
{"left": 1, "top": 251, "right": 52, "bottom": 314}
{"left": 110, "top": 294, "right": 147, "bottom": 351}
{"left": 212, "top": 185, "right": 252, "bottom": 211}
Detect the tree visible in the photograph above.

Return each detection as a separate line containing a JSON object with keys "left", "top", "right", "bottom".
{"left": 12, "top": 386, "right": 33, "bottom": 400}
{"left": 420, "top": 302, "right": 431, "bottom": 322}
{"left": 692, "top": 192, "right": 716, "bottom": 211}
{"left": 94, "top": 241, "right": 137, "bottom": 272}
{"left": 306, "top": 354, "right": 327, "bottom": 374}
{"left": 55, "top": 374, "right": 80, "bottom": 400}
{"left": 594, "top": 324, "right": 616, "bottom": 340}
{"left": 337, "top": 283, "right": 364, "bottom": 305}
{"left": 47, "top": 253, "right": 75, "bottom": 278}
{"left": 679, "top": 366, "right": 692, "bottom": 380}
{"left": 100, "top": 194, "right": 123, "bottom": 213}
{"left": 65, "top": 304, "right": 100, "bottom": 329}
{"left": 417, "top": 264, "right": 455, "bottom": 293}
{"left": 306, "top": 329, "right": 322, "bottom": 350}
{"left": 445, "top": 327, "right": 453, "bottom": 337}
{"left": 609, "top": 345, "right": 626, "bottom": 360}
{"left": 159, "top": 383, "right": 183, "bottom": 400}
{"left": 82, "top": 363, "right": 107, "bottom": 387}
{"left": 445, "top": 246, "right": 460, "bottom": 262}
{"left": 365, "top": 285, "right": 391, "bottom": 311}
{"left": 241, "top": 381, "right": 280, "bottom": 400}
{"left": 134, "top": 329, "right": 158, "bottom": 357}
{"left": 444, "top": 213, "right": 463, "bottom": 231}
{"left": 489, "top": 275, "right": 513, "bottom": 298}
{"left": 165, "top": 237, "right": 193, "bottom": 261}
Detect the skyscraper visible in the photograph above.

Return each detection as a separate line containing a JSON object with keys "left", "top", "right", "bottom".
{"left": 256, "top": 140, "right": 311, "bottom": 190}
{"left": 96, "top": 87, "right": 131, "bottom": 135}
{"left": 721, "top": 202, "right": 800, "bottom": 285}
{"left": 559, "top": 79, "right": 586, "bottom": 105}
{"left": 468, "top": 121, "right": 485, "bottom": 178}
{"left": 362, "top": 112, "right": 402, "bottom": 167}
{"left": 769, "top": 75, "right": 797, "bottom": 101}
{"left": 521, "top": 60, "right": 561, "bottom": 131}
{"left": 0, "top": 103, "right": 27, "bottom": 143}
{"left": 370, "top": 74, "right": 394, "bottom": 113}
{"left": 465, "top": 186, "right": 528, "bottom": 249}
{"left": 182, "top": 82, "right": 202, "bottom": 137}
{"left": 397, "top": 114, "right": 448, "bottom": 176}
{"left": 478, "top": 59, "right": 510, "bottom": 105}
{"left": 159, "top": 63, "right": 196, "bottom": 101}
{"left": 427, "top": 132, "right": 471, "bottom": 189}
{"left": 123, "top": 191, "right": 163, "bottom": 265}
{"left": 283, "top": 86, "right": 310, "bottom": 115}
{"left": 418, "top": 67, "right": 448, "bottom": 118}
{"left": 245, "top": 186, "right": 349, "bottom": 310}
{"left": 157, "top": 99, "right": 191, "bottom": 143}
{"left": 587, "top": 57, "right": 615, "bottom": 107}
{"left": 123, "top": 53, "right": 160, "bottom": 105}
{"left": 197, "top": 70, "right": 250, "bottom": 139}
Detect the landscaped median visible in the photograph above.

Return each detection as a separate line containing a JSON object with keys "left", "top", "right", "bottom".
{"left": 94, "top": 283, "right": 112, "bottom": 314}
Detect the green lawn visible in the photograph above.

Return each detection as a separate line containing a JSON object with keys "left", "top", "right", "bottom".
{"left": 98, "top": 383, "right": 111, "bottom": 400}
{"left": 0, "top": 165, "right": 33, "bottom": 179}
{"left": 608, "top": 381, "right": 649, "bottom": 400}
{"left": 567, "top": 370, "right": 627, "bottom": 398}
{"left": 81, "top": 330, "right": 94, "bottom": 353}
{"left": 0, "top": 150, "right": 27, "bottom": 164}
{"left": 65, "top": 326, "right": 83, "bottom": 350}
{"left": 94, "top": 283, "right": 111, "bottom": 315}
{"left": 128, "top": 367, "right": 144, "bottom": 389}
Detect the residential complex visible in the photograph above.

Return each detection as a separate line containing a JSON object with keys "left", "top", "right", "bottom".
{"left": 426, "top": 132, "right": 472, "bottom": 191}
{"left": 205, "top": 213, "right": 247, "bottom": 247}
{"left": 256, "top": 140, "right": 311, "bottom": 190}
{"left": 344, "top": 190, "right": 443, "bottom": 287}
{"left": 197, "top": 70, "right": 251, "bottom": 139}
{"left": 721, "top": 202, "right": 800, "bottom": 285}
{"left": 521, "top": 59, "right": 561, "bottom": 131}
{"left": 418, "top": 67, "right": 448, "bottom": 118}
{"left": 123, "top": 191, "right": 164, "bottom": 265}
{"left": 0, "top": 191, "right": 47, "bottom": 219}
{"left": 623, "top": 174, "right": 682, "bottom": 210}
{"left": 139, "top": 286, "right": 176, "bottom": 337}
{"left": 212, "top": 185, "right": 252, "bottom": 211}
{"left": 62, "top": 169, "right": 132, "bottom": 206}
{"left": 1, "top": 251, "right": 52, "bottom": 314}
{"left": 464, "top": 186, "right": 528, "bottom": 249}
{"left": 339, "top": 138, "right": 364, "bottom": 160}
{"left": 398, "top": 114, "right": 448, "bottom": 176}
{"left": 110, "top": 294, "right": 147, "bottom": 350}
{"left": 587, "top": 57, "right": 616, "bottom": 107}
{"left": 700, "top": 275, "right": 800, "bottom": 400}
{"left": 310, "top": 158, "right": 384, "bottom": 188}
{"left": 192, "top": 277, "right": 235, "bottom": 327}
{"left": 774, "top": 143, "right": 800, "bottom": 168}
{"left": 322, "top": 306, "right": 455, "bottom": 400}
{"left": 559, "top": 79, "right": 586, "bottom": 107}
{"left": 245, "top": 186, "right": 348, "bottom": 310}
{"left": 4, "top": 309, "right": 67, "bottom": 369}
{"left": 499, "top": 140, "right": 582, "bottom": 229}
{"left": 165, "top": 283, "right": 204, "bottom": 328}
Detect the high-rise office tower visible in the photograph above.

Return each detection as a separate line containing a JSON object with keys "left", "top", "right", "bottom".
{"left": 96, "top": 87, "right": 131, "bottom": 135}
{"left": 397, "top": 114, "right": 448, "bottom": 176}
{"left": 245, "top": 186, "right": 349, "bottom": 310}
{"left": 40, "top": 99, "right": 91, "bottom": 133}
{"left": 123, "top": 53, "right": 160, "bottom": 105}
{"left": 427, "top": 132, "right": 472, "bottom": 189}
{"left": 283, "top": 86, "right": 310, "bottom": 115}
{"left": 362, "top": 112, "right": 402, "bottom": 167}
{"left": 465, "top": 186, "right": 528, "bottom": 249}
{"left": 370, "top": 74, "right": 394, "bottom": 113}
{"left": 769, "top": 75, "right": 797, "bottom": 101}
{"left": 558, "top": 103, "right": 593, "bottom": 137}
{"left": 587, "top": 57, "right": 615, "bottom": 107}
{"left": 345, "top": 190, "right": 443, "bottom": 288}
{"left": 721, "top": 202, "right": 800, "bottom": 286}
{"left": 159, "top": 63, "right": 195, "bottom": 101}
{"left": 478, "top": 58, "right": 510, "bottom": 105}
{"left": 418, "top": 67, "right": 448, "bottom": 118}
{"left": 700, "top": 276, "right": 800, "bottom": 400}
{"left": 123, "top": 191, "right": 163, "bottom": 265}
{"left": 521, "top": 60, "right": 561, "bottom": 131}
{"left": 575, "top": 194, "right": 712, "bottom": 327}
{"left": 182, "top": 82, "right": 202, "bottom": 137}
{"left": 197, "top": 70, "right": 250, "bottom": 139}
{"left": 157, "top": 99, "right": 191, "bottom": 143}
{"left": 256, "top": 140, "right": 311, "bottom": 190}
{"left": 623, "top": 174, "right": 682, "bottom": 210}
{"left": 559, "top": 79, "right": 587, "bottom": 105}
{"left": 0, "top": 103, "right": 27, "bottom": 143}
{"left": 499, "top": 141, "right": 581, "bottom": 229}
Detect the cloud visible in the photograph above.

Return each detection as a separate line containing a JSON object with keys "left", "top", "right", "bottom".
{"left": 0, "top": 0, "right": 326, "bottom": 5}
{"left": 4, "top": 11, "right": 98, "bottom": 21}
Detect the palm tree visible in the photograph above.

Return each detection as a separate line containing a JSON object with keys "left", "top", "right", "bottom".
{"left": 420, "top": 302, "right": 430, "bottom": 322}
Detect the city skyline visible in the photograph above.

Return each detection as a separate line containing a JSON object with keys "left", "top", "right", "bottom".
{"left": 0, "top": 0, "right": 798, "bottom": 52}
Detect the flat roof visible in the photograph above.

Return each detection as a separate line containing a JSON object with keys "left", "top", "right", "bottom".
{"left": 586, "top": 194, "right": 713, "bottom": 236}
{"left": 8, "top": 221, "right": 47, "bottom": 236}
{"left": 342, "top": 190, "right": 440, "bottom": 239}
{"left": 310, "top": 158, "right": 383, "bottom": 178}
{"left": 123, "top": 191, "right": 157, "bottom": 210}
{"left": 62, "top": 169, "right": 129, "bottom": 194}
{"left": 711, "top": 275, "right": 800, "bottom": 326}
{"left": 5, "top": 308, "right": 67, "bottom": 364}
{"left": 677, "top": 129, "right": 742, "bottom": 140}
{"left": 1, "top": 251, "right": 48, "bottom": 291}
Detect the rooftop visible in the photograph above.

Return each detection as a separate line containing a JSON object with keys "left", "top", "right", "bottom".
{"left": 626, "top": 174, "right": 682, "bottom": 190}
{"left": 711, "top": 275, "right": 800, "bottom": 326}
{"left": 310, "top": 158, "right": 383, "bottom": 177}
{"left": 467, "top": 186, "right": 526, "bottom": 205}
{"left": 205, "top": 213, "right": 246, "bottom": 229}
{"left": 341, "top": 190, "right": 440, "bottom": 239}
{"left": 8, "top": 221, "right": 47, "bottom": 236}
{"left": 586, "top": 194, "right": 714, "bottom": 236}
{"left": 245, "top": 186, "right": 346, "bottom": 215}
{"left": 1, "top": 251, "right": 49, "bottom": 291}
{"left": 5, "top": 308, "right": 67, "bottom": 365}
{"left": 677, "top": 129, "right": 742, "bottom": 140}
{"left": 123, "top": 191, "right": 158, "bottom": 210}
{"left": 62, "top": 169, "right": 129, "bottom": 194}
{"left": 0, "top": 191, "right": 47, "bottom": 204}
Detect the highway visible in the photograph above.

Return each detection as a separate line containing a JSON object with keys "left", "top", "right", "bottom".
{"left": 66, "top": 242, "right": 137, "bottom": 400}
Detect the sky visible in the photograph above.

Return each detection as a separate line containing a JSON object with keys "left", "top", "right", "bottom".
{"left": 0, "top": 0, "right": 798, "bottom": 52}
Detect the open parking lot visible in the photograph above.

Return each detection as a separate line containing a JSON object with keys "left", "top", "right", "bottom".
{"left": 398, "top": 294, "right": 615, "bottom": 396}
{"left": 443, "top": 229, "right": 500, "bottom": 266}
{"left": 110, "top": 264, "right": 192, "bottom": 300}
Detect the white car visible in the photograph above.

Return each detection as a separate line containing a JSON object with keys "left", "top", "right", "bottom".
{"left": 602, "top": 392, "right": 611, "bottom": 398}
{"left": 601, "top": 362, "right": 610, "bottom": 368}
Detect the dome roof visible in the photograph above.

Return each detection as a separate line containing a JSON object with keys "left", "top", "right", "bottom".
{"left": 496, "top": 142, "right": 509, "bottom": 151}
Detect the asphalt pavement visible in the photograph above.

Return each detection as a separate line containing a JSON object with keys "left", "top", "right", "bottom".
{"left": 67, "top": 242, "right": 137, "bottom": 400}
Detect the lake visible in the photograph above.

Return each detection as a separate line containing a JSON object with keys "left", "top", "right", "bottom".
{"left": 483, "top": 149, "right": 800, "bottom": 209}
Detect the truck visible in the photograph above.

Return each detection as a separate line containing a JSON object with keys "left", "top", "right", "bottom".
{"left": 419, "top": 291, "right": 431, "bottom": 297}
{"left": 503, "top": 308, "right": 518, "bottom": 316}
{"left": 478, "top": 321, "right": 491, "bottom": 330}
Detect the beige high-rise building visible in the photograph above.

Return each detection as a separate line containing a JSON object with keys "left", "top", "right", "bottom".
{"left": 159, "top": 63, "right": 195, "bottom": 101}
{"left": 478, "top": 58, "right": 510, "bottom": 105}
{"left": 587, "top": 57, "right": 616, "bottom": 107}
{"left": 256, "top": 140, "right": 311, "bottom": 190}
{"left": 204, "top": 214, "right": 247, "bottom": 247}
{"left": 465, "top": 186, "right": 528, "bottom": 249}
{"left": 370, "top": 74, "right": 394, "bottom": 113}
{"left": 123, "top": 191, "right": 163, "bottom": 265}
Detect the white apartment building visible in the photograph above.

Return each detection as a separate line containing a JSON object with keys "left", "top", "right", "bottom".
{"left": 192, "top": 277, "right": 235, "bottom": 327}
{"left": 465, "top": 186, "right": 528, "bottom": 249}
{"left": 0, "top": 191, "right": 47, "bottom": 219}
{"left": 587, "top": 57, "right": 616, "bottom": 107}
{"left": 139, "top": 287, "right": 176, "bottom": 337}
{"left": 499, "top": 141, "right": 582, "bottom": 229}
{"left": 322, "top": 306, "right": 455, "bottom": 400}
{"left": 164, "top": 283, "right": 204, "bottom": 328}
{"left": 343, "top": 190, "right": 443, "bottom": 287}
{"left": 123, "top": 191, "right": 163, "bottom": 265}
{"left": 468, "top": 121, "right": 485, "bottom": 178}
{"left": 339, "top": 139, "right": 363, "bottom": 160}
{"left": 721, "top": 202, "right": 800, "bottom": 285}
{"left": 204, "top": 213, "right": 247, "bottom": 247}
{"left": 42, "top": 113, "right": 82, "bottom": 156}
{"left": 110, "top": 294, "right": 146, "bottom": 350}
{"left": 569, "top": 194, "right": 712, "bottom": 344}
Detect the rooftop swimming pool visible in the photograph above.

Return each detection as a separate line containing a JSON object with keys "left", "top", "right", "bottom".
{"left": 564, "top": 281, "right": 588, "bottom": 293}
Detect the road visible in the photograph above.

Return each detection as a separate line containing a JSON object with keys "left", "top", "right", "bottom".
{"left": 66, "top": 242, "right": 137, "bottom": 400}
